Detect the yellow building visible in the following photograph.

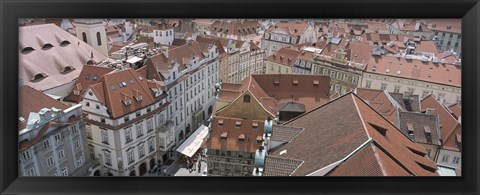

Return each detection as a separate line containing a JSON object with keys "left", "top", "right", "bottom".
{"left": 264, "top": 48, "right": 299, "bottom": 75}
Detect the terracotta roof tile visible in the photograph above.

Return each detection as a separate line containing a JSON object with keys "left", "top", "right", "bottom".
{"left": 421, "top": 94, "right": 460, "bottom": 146}
{"left": 18, "top": 85, "right": 69, "bottom": 130}
{"left": 263, "top": 156, "right": 303, "bottom": 176}
{"left": 399, "top": 112, "right": 441, "bottom": 145}
{"left": 64, "top": 65, "right": 116, "bottom": 103}
{"left": 367, "top": 56, "right": 461, "bottom": 87}
{"left": 204, "top": 117, "right": 264, "bottom": 153}
{"left": 447, "top": 103, "right": 461, "bottom": 119}
{"left": 270, "top": 125, "right": 304, "bottom": 143}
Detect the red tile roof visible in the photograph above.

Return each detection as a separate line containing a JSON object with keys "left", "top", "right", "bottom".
{"left": 265, "top": 47, "right": 300, "bottom": 67}
{"left": 321, "top": 40, "right": 373, "bottom": 64}
{"left": 367, "top": 56, "right": 461, "bottom": 87}
{"left": 88, "top": 69, "right": 160, "bottom": 118}
{"left": 267, "top": 93, "right": 438, "bottom": 176}
{"left": 447, "top": 103, "right": 461, "bottom": 119}
{"left": 18, "top": 85, "right": 69, "bottom": 130}
{"left": 267, "top": 21, "right": 311, "bottom": 36}
{"left": 204, "top": 116, "right": 264, "bottom": 153}
{"left": 64, "top": 65, "right": 116, "bottom": 103}
{"left": 421, "top": 94, "right": 460, "bottom": 150}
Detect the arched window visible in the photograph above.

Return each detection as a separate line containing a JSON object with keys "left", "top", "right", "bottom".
{"left": 243, "top": 95, "right": 251, "bottom": 103}
{"left": 96, "top": 32, "right": 102, "bottom": 46}
{"left": 82, "top": 32, "right": 87, "bottom": 43}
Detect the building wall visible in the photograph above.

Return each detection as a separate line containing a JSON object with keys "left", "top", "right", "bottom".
{"left": 436, "top": 149, "right": 461, "bottom": 169}
{"left": 75, "top": 20, "right": 109, "bottom": 56}
{"left": 434, "top": 31, "right": 461, "bottom": 55}
{"left": 265, "top": 61, "right": 292, "bottom": 75}
{"left": 216, "top": 91, "right": 272, "bottom": 120}
{"left": 313, "top": 59, "right": 362, "bottom": 95}
{"left": 360, "top": 72, "right": 461, "bottom": 105}
{"left": 19, "top": 105, "right": 92, "bottom": 176}
{"left": 206, "top": 149, "right": 255, "bottom": 176}
{"left": 419, "top": 143, "right": 440, "bottom": 161}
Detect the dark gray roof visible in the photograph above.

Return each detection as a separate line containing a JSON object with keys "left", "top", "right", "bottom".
{"left": 389, "top": 92, "right": 421, "bottom": 112}
{"left": 399, "top": 112, "right": 441, "bottom": 145}
{"left": 278, "top": 101, "right": 306, "bottom": 113}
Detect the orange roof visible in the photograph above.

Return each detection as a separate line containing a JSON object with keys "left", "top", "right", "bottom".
{"left": 204, "top": 116, "right": 264, "bottom": 153}
{"left": 209, "top": 20, "right": 261, "bottom": 37}
{"left": 64, "top": 65, "right": 116, "bottom": 103}
{"left": 267, "top": 93, "right": 438, "bottom": 176}
{"left": 367, "top": 56, "right": 461, "bottom": 87}
{"left": 267, "top": 21, "right": 311, "bottom": 36}
{"left": 321, "top": 40, "right": 373, "bottom": 64}
{"left": 18, "top": 85, "right": 69, "bottom": 130}
{"left": 421, "top": 94, "right": 460, "bottom": 149}
{"left": 424, "top": 19, "right": 461, "bottom": 34}
{"left": 415, "top": 41, "right": 440, "bottom": 53}
{"left": 88, "top": 69, "right": 161, "bottom": 118}
{"left": 265, "top": 47, "right": 300, "bottom": 67}
{"left": 448, "top": 103, "right": 462, "bottom": 119}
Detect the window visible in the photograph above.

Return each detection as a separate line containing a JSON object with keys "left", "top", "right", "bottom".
{"left": 127, "top": 150, "right": 135, "bottom": 164}
{"left": 22, "top": 150, "right": 32, "bottom": 161}
{"left": 453, "top": 156, "right": 460, "bottom": 164}
{"left": 335, "top": 84, "right": 340, "bottom": 92}
{"left": 365, "top": 80, "right": 372, "bottom": 88}
{"left": 71, "top": 124, "right": 78, "bottom": 134}
{"left": 88, "top": 145, "right": 95, "bottom": 160}
{"left": 47, "top": 156, "right": 54, "bottom": 167}
{"left": 104, "top": 152, "right": 112, "bottom": 165}
{"left": 380, "top": 83, "right": 387, "bottom": 90}
{"left": 101, "top": 118, "right": 106, "bottom": 123}
{"left": 76, "top": 156, "right": 83, "bottom": 168}
{"left": 243, "top": 95, "right": 251, "bottom": 103}
{"left": 125, "top": 128, "right": 133, "bottom": 143}
{"left": 58, "top": 150, "right": 65, "bottom": 160}
{"left": 25, "top": 167, "right": 36, "bottom": 176}
{"left": 138, "top": 143, "right": 145, "bottom": 158}
{"left": 352, "top": 76, "right": 358, "bottom": 84}
{"left": 147, "top": 119, "right": 153, "bottom": 132}
{"left": 86, "top": 102, "right": 90, "bottom": 107}
{"left": 101, "top": 130, "right": 109, "bottom": 144}
{"left": 422, "top": 90, "right": 430, "bottom": 98}
{"left": 43, "top": 139, "right": 51, "bottom": 149}
{"left": 74, "top": 140, "right": 80, "bottom": 149}
{"left": 124, "top": 116, "right": 130, "bottom": 122}
{"left": 136, "top": 123, "right": 144, "bottom": 138}
{"left": 148, "top": 139, "right": 155, "bottom": 152}
{"left": 408, "top": 87, "right": 415, "bottom": 93}
{"left": 82, "top": 32, "right": 87, "bottom": 43}
{"left": 96, "top": 32, "right": 102, "bottom": 46}
{"left": 393, "top": 85, "right": 401, "bottom": 93}
{"left": 61, "top": 167, "right": 68, "bottom": 176}
{"left": 441, "top": 155, "right": 450, "bottom": 162}
{"left": 426, "top": 149, "right": 432, "bottom": 158}
{"left": 54, "top": 133, "right": 62, "bottom": 143}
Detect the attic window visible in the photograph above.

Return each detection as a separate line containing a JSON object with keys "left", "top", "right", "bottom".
{"left": 218, "top": 119, "right": 224, "bottom": 127}
{"left": 220, "top": 132, "right": 228, "bottom": 140}
{"left": 313, "top": 80, "right": 319, "bottom": 86}
{"left": 407, "top": 123, "right": 415, "bottom": 140}
{"left": 235, "top": 121, "right": 242, "bottom": 128}
{"left": 21, "top": 47, "right": 35, "bottom": 54}
{"left": 110, "top": 84, "right": 116, "bottom": 90}
{"left": 256, "top": 136, "right": 263, "bottom": 144}
{"left": 424, "top": 126, "right": 432, "bottom": 144}
{"left": 252, "top": 123, "right": 258, "bottom": 129}
{"left": 416, "top": 162, "right": 436, "bottom": 173}
{"left": 273, "top": 79, "right": 280, "bottom": 86}
{"left": 370, "top": 123, "right": 387, "bottom": 136}
{"left": 86, "top": 74, "right": 91, "bottom": 80}
{"left": 42, "top": 43, "right": 54, "bottom": 50}
{"left": 60, "top": 40, "right": 70, "bottom": 46}
{"left": 93, "top": 75, "right": 98, "bottom": 81}
{"left": 238, "top": 134, "right": 245, "bottom": 142}
{"left": 62, "top": 66, "right": 74, "bottom": 73}
{"left": 87, "top": 60, "right": 95, "bottom": 65}
{"left": 293, "top": 80, "right": 299, "bottom": 85}
{"left": 32, "top": 73, "right": 47, "bottom": 81}
{"left": 243, "top": 95, "right": 251, "bottom": 103}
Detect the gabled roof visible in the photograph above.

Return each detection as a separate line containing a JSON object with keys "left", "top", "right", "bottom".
{"left": 216, "top": 74, "right": 330, "bottom": 120}
{"left": 18, "top": 85, "right": 69, "bottom": 130}
{"left": 64, "top": 65, "right": 116, "bottom": 103}
{"left": 265, "top": 47, "right": 300, "bottom": 67}
{"left": 367, "top": 56, "right": 461, "bottom": 88}
{"left": 263, "top": 156, "right": 304, "bottom": 176}
{"left": 321, "top": 40, "right": 373, "bottom": 64}
{"left": 267, "top": 21, "right": 311, "bottom": 36}
{"left": 204, "top": 116, "right": 264, "bottom": 153}
{"left": 421, "top": 94, "right": 460, "bottom": 149}
{"left": 355, "top": 88, "right": 400, "bottom": 127}
{"left": 19, "top": 24, "right": 108, "bottom": 91}
{"left": 266, "top": 93, "right": 438, "bottom": 176}
{"left": 399, "top": 112, "right": 441, "bottom": 145}
{"left": 447, "top": 103, "right": 461, "bottom": 119}
{"left": 270, "top": 125, "right": 304, "bottom": 143}
{"left": 209, "top": 20, "right": 261, "bottom": 37}
{"left": 87, "top": 69, "right": 160, "bottom": 118}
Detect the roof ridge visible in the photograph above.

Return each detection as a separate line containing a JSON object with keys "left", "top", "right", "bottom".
{"left": 371, "top": 144, "right": 389, "bottom": 176}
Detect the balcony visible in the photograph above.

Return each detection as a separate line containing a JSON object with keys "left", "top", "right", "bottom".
{"left": 157, "top": 120, "right": 174, "bottom": 134}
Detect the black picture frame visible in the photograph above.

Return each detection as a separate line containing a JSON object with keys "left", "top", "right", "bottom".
{"left": 1, "top": 0, "right": 479, "bottom": 194}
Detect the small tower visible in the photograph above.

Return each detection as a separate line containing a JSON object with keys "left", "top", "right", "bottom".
{"left": 74, "top": 19, "right": 108, "bottom": 56}
{"left": 153, "top": 19, "right": 174, "bottom": 47}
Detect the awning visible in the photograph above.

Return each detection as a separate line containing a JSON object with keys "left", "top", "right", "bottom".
{"left": 126, "top": 56, "right": 143, "bottom": 64}
{"left": 176, "top": 125, "right": 209, "bottom": 157}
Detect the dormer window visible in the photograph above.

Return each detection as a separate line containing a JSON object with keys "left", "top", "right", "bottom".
{"left": 21, "top": 47, "right": 35, "bottom": 54}
{"left": 424, "top": 126, "right": 432, "bottom": 144}
{"left": 293, "top": 80, "right": 299, "bottom": 85}
{"left": 235, "top": 121, "right": 241, "bottom": 128}
{"left": 93, "top": 75, "right": 98, "bottom": 81}
{"left": 220, "top": 132, "right": 228, "bottom": 141}
{"left": 407, "top": 123, "right": 415, "bottom": 140}
{"left": 62, "top": 66, "right": 74, "bottom": 73}
{"left": 86, "top": 74, "right": 90, "bottom": 80}
{"left": 32, "top": 73, "right": 47, "bottom": 81}
{"left": 252, "top": 123, "right": 258, "bottom": 129}
{"left": 218, "top": 119, "right": 224, "bottom": 127}
{"left": 60, "top": 40, "right": 70, "bottom": 46}
{"left": 370, "top": 123, "right": 387, "bottom": 136}
{"left": 313, "top": 80, "right": 319, "bottom": 86}
{"left": 42, "top": 43, "right": 54, "bottom": 50}
{"left": 274, "top": 79, "right": 280, "bottom": 86}
{"left": 256, "top": 136, "right": 263, "bottom": 144}
{"left": 238, "top": 134, "right": 245, "bottom": 142}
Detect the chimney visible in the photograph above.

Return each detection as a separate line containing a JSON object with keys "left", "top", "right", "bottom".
{"left": 426, "top": 108, "right": 435, "bottom": 115}
{"left": 161, "top": 46, "right": 169, "bottom": 58}
{"left": 186, "top": 37, "right": 194, "bottom": 45}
